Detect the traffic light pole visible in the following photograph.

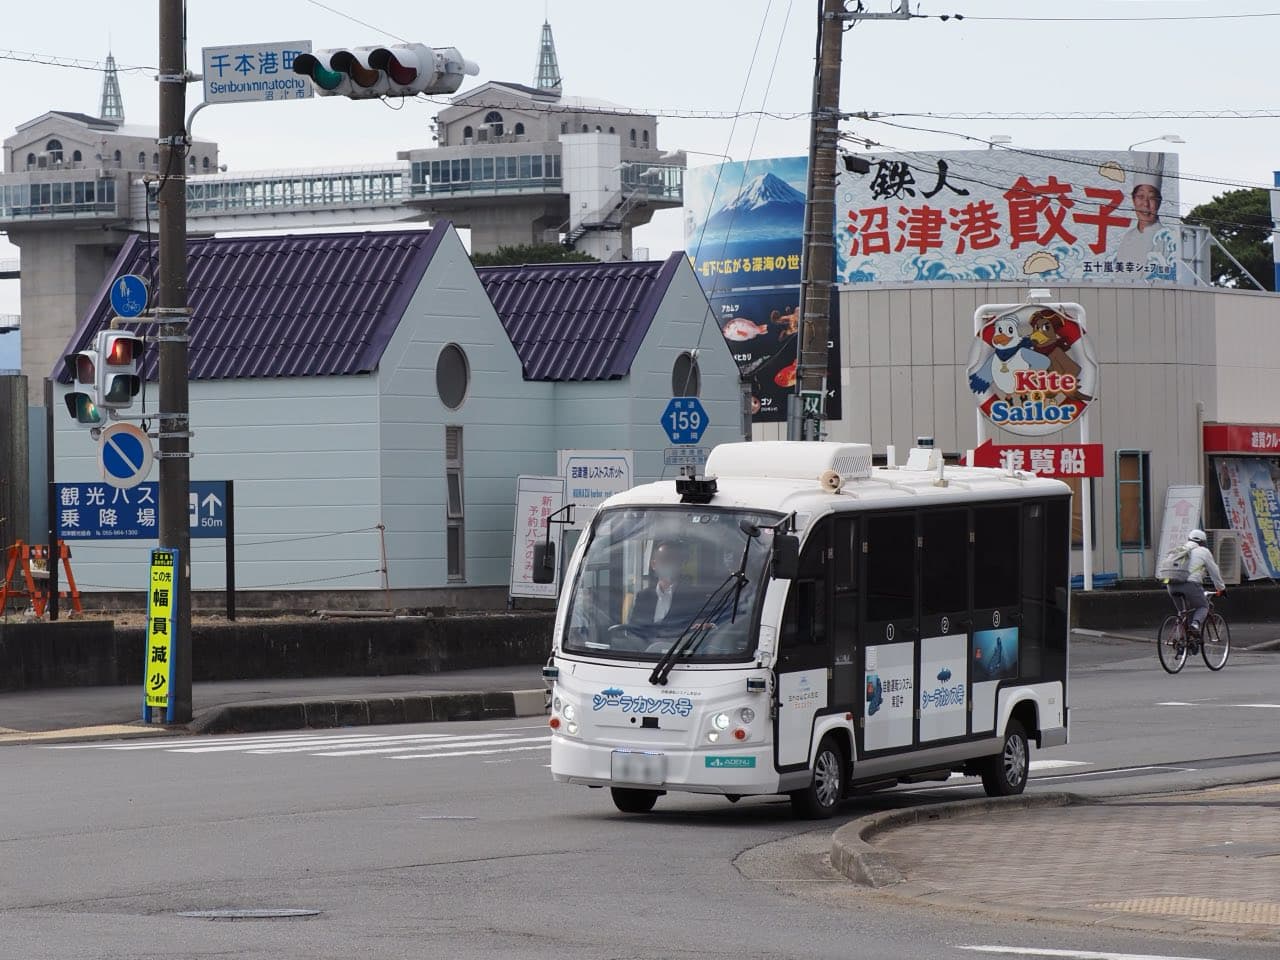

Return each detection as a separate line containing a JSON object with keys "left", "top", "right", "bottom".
{"left": 158, "top": 0, "right": 192, "bottom": 723}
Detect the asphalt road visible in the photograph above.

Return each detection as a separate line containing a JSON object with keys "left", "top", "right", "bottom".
{"left": 3, "top": 638, "right": 1279, "bottom": 960}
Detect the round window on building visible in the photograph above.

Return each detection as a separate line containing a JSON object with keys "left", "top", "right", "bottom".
{"left": 436, "top": 343, "right": 470, "bottom": 409}
{"left": 672, "top": 352, "right": 701, "bottom": 397}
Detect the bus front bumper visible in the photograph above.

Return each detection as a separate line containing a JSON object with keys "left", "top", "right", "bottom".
{"left": 550, "top": 736, "right": 781, "bottom": 797}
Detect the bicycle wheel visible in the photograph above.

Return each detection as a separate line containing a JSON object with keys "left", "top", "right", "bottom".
{"left": 1201, "top": 612, "right": 1231, "bottom": 671}
{"left": 1157, "top": 615, "right": 1187, "bottom": 674}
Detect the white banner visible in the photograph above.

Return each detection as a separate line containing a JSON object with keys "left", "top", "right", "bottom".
{"left": 557, "top": 450, "right": 633, "bottom": 531}
{"left": 509, "top": 476, "right": 565, "bottom": 600}
{"left": 837, "top": 149, "right": 1180, "bottom": 285}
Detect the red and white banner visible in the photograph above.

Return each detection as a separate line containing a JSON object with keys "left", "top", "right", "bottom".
{"left": 967, "top": 440, "right": 1104, "bottom": 478}
{"left": 1203, "top": 424, "right": 1280, "bottom": 455}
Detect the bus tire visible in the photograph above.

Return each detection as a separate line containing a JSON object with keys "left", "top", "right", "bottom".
{"left": 981, "top": 719, "right": 1029, "bottom": 797}
{"left": 611, "top": 787, "right": 660, "bottom": 814}
{"left": 789, "top": 735, "right": 845, "bottom": 819}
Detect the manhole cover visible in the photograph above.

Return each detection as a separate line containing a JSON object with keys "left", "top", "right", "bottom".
{"left": 177, "top": 908, "right": 320, "bottom": 920}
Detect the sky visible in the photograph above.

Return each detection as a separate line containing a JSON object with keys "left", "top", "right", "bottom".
{"left": 1, "top": 0, "right": 1277, "bottom": 368}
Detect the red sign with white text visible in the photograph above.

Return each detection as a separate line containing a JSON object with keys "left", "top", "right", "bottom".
{"left": 968, "top": 440, "right": 1104, "bottom": 478}
{"left": 1202, "top": 424, "right": 1280, "bottom": 455}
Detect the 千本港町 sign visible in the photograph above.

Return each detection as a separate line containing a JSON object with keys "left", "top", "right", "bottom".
{"left": 202, "top": 42, "right": 313, "bottom": 105}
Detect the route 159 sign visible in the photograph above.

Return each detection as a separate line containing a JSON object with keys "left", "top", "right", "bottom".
{"left": 966, "top": 301, "right": 1098, "bottom": 437}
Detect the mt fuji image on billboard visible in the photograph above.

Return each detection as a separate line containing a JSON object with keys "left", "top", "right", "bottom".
{"left": 685, "top": 157, "right": 807, "bottom": 291}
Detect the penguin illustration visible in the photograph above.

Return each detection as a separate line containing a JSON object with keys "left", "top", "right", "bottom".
{"left": 967, "top": 314, "right": 1050, "bottom": 398}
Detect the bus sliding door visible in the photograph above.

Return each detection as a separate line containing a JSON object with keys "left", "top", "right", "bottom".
{"left": 859, "top": 512, "right": 918, "bottom": 756}
{"left": 775, "top": 520, "right": 831, "bottom": 768}
{"left": 918, "top": 509, "right": 972, "bottom": 743}
{"left": 970, "top": 505, "right": 1023, "bottom": 734}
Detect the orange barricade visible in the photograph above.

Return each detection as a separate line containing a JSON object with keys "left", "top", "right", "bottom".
{"left": 1, "top": 541, "right": 82, "bottom": 617}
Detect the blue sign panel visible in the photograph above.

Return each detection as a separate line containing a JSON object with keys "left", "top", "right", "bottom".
{"left": 110, "top": 274, "right": 149, "bottom": 319}
{"left": 57, "top": 481, "right": 228, "bottom": 540}
{"left": 661, "top": 397, "right": 709, "bottom": 445}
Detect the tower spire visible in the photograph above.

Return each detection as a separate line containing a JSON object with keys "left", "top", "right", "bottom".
{"left": 534, "top": 21, "right": 562, "bottom": 92}
{"left": 100, "top": 51, "right": 125, "bottom": 122}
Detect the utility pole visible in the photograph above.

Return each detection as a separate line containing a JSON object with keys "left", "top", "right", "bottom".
{"left": 158, "top": 0, "right": 193, "bottom": 722}
{"left": 791, "top": 0, "right": 912, "bottom": 441}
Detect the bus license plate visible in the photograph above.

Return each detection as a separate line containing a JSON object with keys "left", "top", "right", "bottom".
{"left": 611, "top": 749, "right": 665, "bottom": 785}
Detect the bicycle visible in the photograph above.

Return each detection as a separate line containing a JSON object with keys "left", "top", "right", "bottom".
{"left": 1157, "top": 594, "right": 1230, "bottom": 674}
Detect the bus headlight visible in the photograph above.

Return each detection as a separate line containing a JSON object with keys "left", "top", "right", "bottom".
{"left": 712, "top": 712, "right": 730, "bottom": 731}
{"left": 562, "top": 702, "right": 577, "bottom": 722}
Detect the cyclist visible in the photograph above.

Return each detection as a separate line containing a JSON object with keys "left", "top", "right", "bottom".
{"left": 1163, "top": 529, "right": 1225, "bottom": 638}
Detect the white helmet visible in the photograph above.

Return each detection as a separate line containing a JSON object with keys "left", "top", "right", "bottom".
{"left": 1188, "top": 528, "right": 1207, "bottom": 545}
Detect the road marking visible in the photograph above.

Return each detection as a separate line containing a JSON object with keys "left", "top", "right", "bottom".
{"left": 958, "top": 946, "right": 1222, "bottom": 960}
{"left": 944, "top": 760, "right": 1088, "bottom": 781}
{"left": 313, "top": 733, "right": 546, "bottom": 757}
{"left": 391, "top": 742, "right": 551, "bottom": 760}
{"left": 1234, "top": 703, "right": 1280, "bottom": 709}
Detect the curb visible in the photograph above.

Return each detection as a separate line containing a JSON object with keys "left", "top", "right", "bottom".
{"left": 830, "top": 791, "right": 1087, "bottom": 888}
{"left": 188, "top": 688, "right": 548, "bottom": 735}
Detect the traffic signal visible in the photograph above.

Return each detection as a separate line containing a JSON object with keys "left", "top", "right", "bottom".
{"left": 96, "top": 331, "right": 144, "bottom": 409}
{"left": 63, "top": 345, "right": 101, "bottom": 425}
{"left": 292, "top": 43, "right": 478, "bottom": 99}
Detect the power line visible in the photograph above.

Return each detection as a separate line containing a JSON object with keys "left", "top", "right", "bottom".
{"left": 927, "top": 10, "right": 1280, "bottom": 23}
{"left": 838, "top": 133, "right": 1268, "bottom": 237}
{"left": 302, "top": 0, "right": 408, "bottom": 44}
{"left": 0, "top": 49, "right": 153, "bottom": 73}
{"left": 855, "top": 116, "right": 1276, "bottom": 194}
{"left": 872, "top": 109, "right": 1280, "bottom": 121}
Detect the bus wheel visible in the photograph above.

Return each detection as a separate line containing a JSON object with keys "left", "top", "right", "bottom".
{"left": 790, "top": 735, "right": 845, "bottom": 819}
{"left": 611, "top": 787, "right": 660, "bottom": 814}
{"left": 981, "top": 720, "right": 1029, "bottom": 797}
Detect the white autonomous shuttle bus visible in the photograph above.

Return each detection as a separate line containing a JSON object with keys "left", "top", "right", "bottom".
{"left": 538, "top": 440, "right": 1071, "bottom": 818}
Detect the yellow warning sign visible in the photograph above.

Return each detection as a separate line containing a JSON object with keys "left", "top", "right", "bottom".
{"left": 145, "top": 549, "right": 176, "bottom": 710}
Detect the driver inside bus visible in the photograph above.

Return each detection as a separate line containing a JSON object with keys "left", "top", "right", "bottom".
{"left": 630, "top": 540, "right": 701, "bottom": 629}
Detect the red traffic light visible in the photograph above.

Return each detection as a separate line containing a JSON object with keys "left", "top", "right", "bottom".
{"left": 67, "top": 352, "right": 95, "bottom": 384}
{"left": 104, "top": 334, "right": 143, "bottom": 365}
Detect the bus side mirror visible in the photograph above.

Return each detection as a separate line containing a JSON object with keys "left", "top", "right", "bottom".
{"left": 532, "top": 541, "right": 556, "bottom": 584}
{"left": 771, "top": 534, "right": 799, "bottom": 580}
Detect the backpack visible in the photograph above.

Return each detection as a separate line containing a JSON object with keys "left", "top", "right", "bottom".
{"left": 1161, "top": 544, "right": 1193, "bottom": 584}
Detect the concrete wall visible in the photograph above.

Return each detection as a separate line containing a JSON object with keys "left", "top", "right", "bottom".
{"left": 754, "top": 282, "right": 1280, "bottom": 578}
{"left": 377, "top": 226, "right": 555, "bottom": 590}
{"left": 54, "top": 374, "right": 384, "bottom": 593}
{"left": 1213, "top": 288, "right": 1280, "bottom": 423}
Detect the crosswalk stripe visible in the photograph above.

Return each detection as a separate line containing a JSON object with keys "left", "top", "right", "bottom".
{"left": 114, "top": 733, "right": 434, "bottom": 753}
{"left": 172, "top": 734, "right": 456, "bottom": 754}
{"left": 310, "top": 733, "right": 549, "bottom": 757}
{"left": 389, "top": 742, "right": 552, "bottom": 760}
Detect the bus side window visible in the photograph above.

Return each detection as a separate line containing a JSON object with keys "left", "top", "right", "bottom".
{"left": 780, "top": 525, "right": 827, "bottom": 652}
{"left": 973, "top": 506, "right": 1020, "bottom": 610}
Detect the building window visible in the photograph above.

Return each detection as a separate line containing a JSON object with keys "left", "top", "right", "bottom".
{"left": 560, "top": 122, "right": 568, "bottom": 134}
{"left": 1117, "top": 450, "right": 1152, "bottom": 548}
{"left": 202, "top": 156, "right": 210, "bottom": 171}
{"left": 463, "top": 125, "right": 473, "bottom": 143}
{"left": 608, "top": 126, "right": 615, "bottom": 135}
{"left": 595, "top": 125, "right": 602, "bottom": 133}
{"left": 436, "top": 343, "right": 470, "bottom": 410}
{"left": 25, "top": 153, "right": 35, "bottom": 168}
{"left": 72, "top": 149, "right": 82, "bottom": 163}
{"left": 152, "top": 152, "right": 159, "bottom": 169}
{"left": 45, "top": 139, "right": 63, "bottom": 162}
{"left": 642, "top": 130, "right": 650, "bottom": 147}
{"left": 138, "top": 151, "right": 147, "bottom": 168}
{"left": 672, "top": 351, "right": 700, "bottom": 397}
{"left": 446, "top": 425, "right": 465, "bottom": 581}
{"left": 113, "top": 149, "right": 121, "bottom": 164}
{"left": 514, "top": 121, "right": 525, "bottom": 136}
{"left": 629, "top": 129, "right": 637, "bottom": 146}
{"left": 581, "top": 124, "right": 588, "bottom": 133}
{"left": 483, "top": 110, "right": 504, "bottom": 137}
{"left": 188, "top": 155, "right": 197, "bottom": 171}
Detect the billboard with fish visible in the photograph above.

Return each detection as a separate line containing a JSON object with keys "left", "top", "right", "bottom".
{"left": 709, "top": 288, "right": 840, "bottom": 424}
{"left": 837, "top": 149, "right": 1181, "bottom": 285}
{"left": 685, "top": 157, "right": 841, "bottom": 423}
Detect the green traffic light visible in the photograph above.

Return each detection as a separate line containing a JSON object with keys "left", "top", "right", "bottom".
{"left": 104, "top": 374, "right": 141, "bottom": 404}
{"left": 64, "top": 392, "right": 101, "bottom": 425}
{"left": 292, "top": 52, "right": 344, "bottom": 91}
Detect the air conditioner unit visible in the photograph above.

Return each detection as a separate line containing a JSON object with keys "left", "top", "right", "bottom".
{"left": 1206, "top": 529, "right": 1242, "bottom": 585}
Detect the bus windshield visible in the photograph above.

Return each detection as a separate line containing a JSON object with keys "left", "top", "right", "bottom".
{"left": 561, "top": 506, "right": 782, "bottom": 662}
